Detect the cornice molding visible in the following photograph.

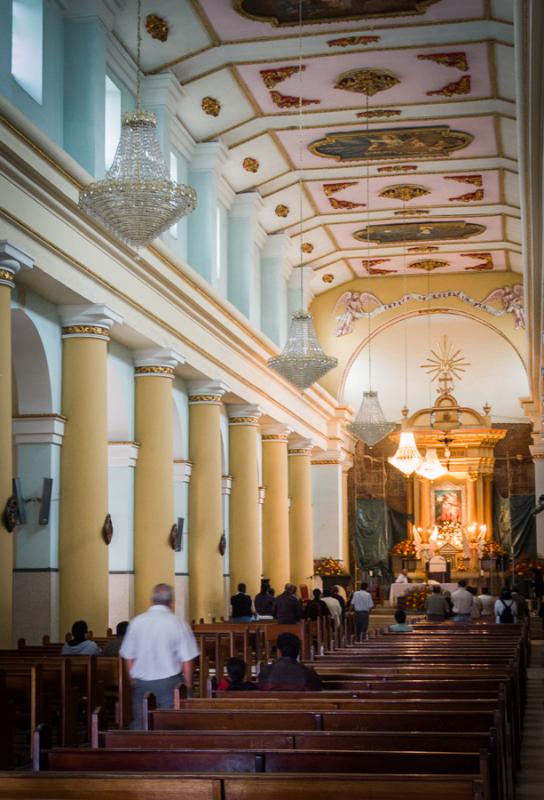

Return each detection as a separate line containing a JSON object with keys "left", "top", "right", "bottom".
{"left": 13, "top": 415, "right": 65, "bottom": 446}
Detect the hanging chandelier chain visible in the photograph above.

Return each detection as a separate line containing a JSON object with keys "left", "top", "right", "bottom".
{"left": 136, "top": 0, "right": 142, "bottom": 110}
{"left": 297, "top": 0, "right": 304, "bottom": 308}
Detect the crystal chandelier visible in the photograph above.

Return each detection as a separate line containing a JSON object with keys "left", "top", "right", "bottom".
{"left": 268, "top": 310, "right": 337, "bottom": 390}
{"left": 416, "top": 448, "right": 447, "bottom": 480}
{"left": 388, "top": 430, "right": 423, "bottom": 476}
{"left": 267, "top": 1, "right": 336, "bottom": 391}
{"left": 349, "top": 391, "right": 396, "bottom": 447}
{"left": 79, "top": 1, "right": 197, "bottom": 247}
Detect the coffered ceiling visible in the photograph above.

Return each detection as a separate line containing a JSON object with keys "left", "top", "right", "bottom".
{"left": 113, "top": 0, "right": 519, "bottom": 296}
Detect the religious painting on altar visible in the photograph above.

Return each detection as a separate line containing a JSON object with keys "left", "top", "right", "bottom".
{"left": 234, "top": 0, "right": 441, "bottom": 26}
{"left": 433, "top": 486, "right": 465, "bottom": 526}
{"left": 309, "top": 126, "right": 473, "bottom": 162}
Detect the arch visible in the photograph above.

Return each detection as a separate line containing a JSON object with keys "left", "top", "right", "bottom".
{"left": 11, "top": 308, "right": 53, "bottom": 414}
{"left": 340, "top": 310, "right": 529, "bottom": 422}
{"left": 338, "top": 308, "right": 528, "bottom": 401}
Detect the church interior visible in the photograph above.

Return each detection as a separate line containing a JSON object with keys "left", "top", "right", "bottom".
{"left": 1, "top": 0, "right": 544, "bottom": 796}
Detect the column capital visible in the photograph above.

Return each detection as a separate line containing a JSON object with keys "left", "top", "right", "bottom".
{"left": 134, "top": 347, "right": 184, "bottom": 378}
{"left": 173, "top": 460, "right": 193, "bottom": 483}
{"left": 228, "top": 404, "right": 262, "bottom": 425}
{"left": 0, "top": 241, "right": 34, "bottom": 288}
{"left": 61, "top": 304, "right": 123, "bottom": 340}
{"left": 288, "top": 438, "right": 314, "bottom": 456}
{"left": 190, "top": 141, "right": 229, "bottom": 174}
{"left": 189, "top": 380, "right": 229, "bottom": 404}
{"left": 12, "top": 414, "right": 65, "bottom": 446}
{"left": 108, "top": 442, "right": 139, "bottom": 468}
{"left": 530, "top": 442, "right": 544, "bottom": 460}
{"left": 262, "top": 232, "right": 294, "bottom": 280}
{"left": 261, "top": 423, "right": 291, "bottom": 442}
{"left": 311, "top": 450, "right": 344, "bottom": 465}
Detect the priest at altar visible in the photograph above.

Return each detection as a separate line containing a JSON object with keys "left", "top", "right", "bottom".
{"left": 394, "top": 569, "right": 409, "bottom": 584}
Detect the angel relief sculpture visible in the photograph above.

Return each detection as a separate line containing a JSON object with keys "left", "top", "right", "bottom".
{"left": 478, "top": 285, "right": 526, "bottom": 330}
{"left": 333, "top": 291, "right": 381, "bottom": 337}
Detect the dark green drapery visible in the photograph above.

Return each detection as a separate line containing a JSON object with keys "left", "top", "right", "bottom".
{"left": 355, "top": 499, "right": 393, "bottom": 584}
{"left": 493, "top": 488, "right": 536, "bottom": 557}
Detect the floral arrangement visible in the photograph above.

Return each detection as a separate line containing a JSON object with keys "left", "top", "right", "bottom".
{"left": 390, "top": 539, "right": 417, "bottom": 558}
{"left": 435, "top": 520, "right": 464, "bottom": 549}
{"left": 313, "top": 558, "right": 346, "bottom": 576}
{"left": 507, "top": 557, "right": 544, "bottom": 577}
{"left": 402, "top": 586, "right": 431, "bottom": 610}
{"left": 481, "top": 541, "right": 508, "bottom": 557}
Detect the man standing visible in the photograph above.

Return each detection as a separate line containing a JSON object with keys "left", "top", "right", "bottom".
{"left": 230, "top": 583, "right": 253, "bottom": 622}
{"left": 350, "top": 581, "right": 374, "bottom": 639}
{"left": 120, "top": 583, "right": 199, "bottom": 729}
{"left": 273, "top": 583, "right": 304, "bottom": 624}
{"left": 451, "top": 579, "right": 474, "bottom": 623}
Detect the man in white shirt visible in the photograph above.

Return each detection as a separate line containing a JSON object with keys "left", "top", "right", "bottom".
{"left": 479, "top": 587, "right": 495, "bottom": 617}
{"left": 120, "top": 583, "right": 199, "bottom": 729}
{"left": 450, "top": 579, "right": 474, "bottom": 623}
{"left": 349, "top": 581, "right": 374, "bottom": 640}
{"left": 394, "top": 569, "right": 409, "bottom": 584}
{"left": 322, "top": 589, "right": 342, "bottom": 627}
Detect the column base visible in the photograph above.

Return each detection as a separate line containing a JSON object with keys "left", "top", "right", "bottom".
{"left": 13, "top": 569, "right": 59, "bottom": 645}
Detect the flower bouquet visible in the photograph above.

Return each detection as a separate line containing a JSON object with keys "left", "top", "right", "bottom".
{"left": 481, "top": 541, "right": 508, "bottom": 557}
{"left": 402, "top": 585, "right": 431, "bottom": 611}
{"left": 390, "top": 539, "right": 417, "bottom": 558}
{"left": 507, "top": 556, "right": 544, "bottom": 578}
{"left": 313, "top": 558, "right": 346, "bottom": 576}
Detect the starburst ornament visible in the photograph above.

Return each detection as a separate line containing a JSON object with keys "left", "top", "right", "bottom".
{"left": 421, "top": 335, "right": 470, "bottom": 395}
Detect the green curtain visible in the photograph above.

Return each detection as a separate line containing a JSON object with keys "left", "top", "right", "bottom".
{"left": 388, "top": 507, "right": 412, "bottom": 546}
{"left": 493, "top": 488, "right": 536, "bottom": 557}
{"left": 355, "top": 499, "right": 393, "bottom": 584}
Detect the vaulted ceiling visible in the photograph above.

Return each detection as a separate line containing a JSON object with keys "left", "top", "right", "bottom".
{"left": 114, "top": 0, "right": 519, "bottom": 298}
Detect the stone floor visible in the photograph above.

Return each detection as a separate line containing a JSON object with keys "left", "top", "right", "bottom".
{"left": 517, "top": 638, "right": 544, "bottom": 800}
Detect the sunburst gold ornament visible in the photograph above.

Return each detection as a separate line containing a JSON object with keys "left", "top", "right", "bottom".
{"left": 380, "top": 185, "right": 430, "bottom": 202}
{"left": 421, "top": 335, "right": 470, "bottom": 395}
{"left": 335, "top": 67, "right": 399, "bottom": 96}
{"left": 79, "top": 2, "right": 196, "bottom": 247}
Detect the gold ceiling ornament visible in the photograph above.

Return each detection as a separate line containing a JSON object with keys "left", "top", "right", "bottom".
{"left": 395, "top": 209, "right": 430, "bottom": 216}
{"left": 323, "top": 181, "right": 357, "bottom": 196}
{"left": 448, "top": 188, "right": 484, "bottom": 202}
{"left": 201, "top": 97, "right": 221, "bottom": 117}
{"left": 145, "top": 13, "right": 169, "bottom": 42}
{"left": 408, "top": 259, "right": 449, "bottom": 271}
{"left": 260, "top": 65, "right": 304, "bottom": 88}
{"left": 328, "top": 35, "right": 381, "bottom": 47}
{"left": 378, "top": 165, "right": 418, "bottom": 173}
{"left": 242, "top": 157, "right": 259, "bottom": 173}
{"left": 334, "top": 67, "right": 400, "bottom": 96}
{"left": 356, "top": 109, "right": 401, "bottom": 118}
{"left": 421, "top": 336, "right": 470, "bottom": 396}
{"left": 417, "top": 52, "right": 469, "bottom": 71}
{"left": 301, "top": 242, "right": 314, "bottom": 253}
{"left": 322, "top": 273, "right": 335, "bottom": 283}
{"left": 275, "top": 203, "right": 290, "bottom": 217}
{"left": 408, "top": 245, "right": 440, "bottom": 253}
{"left": 463, "top": 252, "right": 494, "bottom": 271}
{"left": 380, "top": 184, "right": 431, "bottom": 202}
{"left": 444, "top": 174, "right": 482, "bottom": 187}
{"left": 269, "top": 90, "right": 320, "bottom": 108}
{"left": 427, "top": 75, "right": 471, "bottom": 97}
{"left": 329, "top": 197, "right": 364, "bottom": 210}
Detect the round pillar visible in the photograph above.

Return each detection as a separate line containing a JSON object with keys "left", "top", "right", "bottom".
{"left": 262, "top": 426, "right": 290, "bottom": 592}
{"left": 288, "top": 440, "right": 314, "bottom": 590}
{"left": 188, "top": 383, "right": 226, "bottom": 622}
{"left": 467, "top": 473, "right": 478, "bottom": 525}
{"left": 228, "top": 406, "right": 262, "bottom": 601}
{"left": 133, "top": 350, "right": 180, "bottom": 614}
{"left": 0, "top": 243, "right": 33, "bottom": 647}
{"left": 483, "top": 474, "right": 493, "bottom": 539}
{"left": 342, "top": 463, "right": 351, "bottom": 573}
{"left": 59, "top": 304, "right": 121, "bottom": 638}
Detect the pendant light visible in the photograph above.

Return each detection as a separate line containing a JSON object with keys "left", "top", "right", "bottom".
{"left": 348, "top": 95, "right": 394, "bottom": 447}
{"left": 267, "top": 1, "right": 337, "bottom": 390}
{"left": 388, "top": 207, "right": 422, "bottom": 475}
{"left": 79, "top": 0, "right": 197, "bottom": 247}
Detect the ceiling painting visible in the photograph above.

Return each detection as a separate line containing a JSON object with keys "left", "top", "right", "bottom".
{"left": 233, "top": 0, "right": 442, "bottom": 27}
{"left": 353, "top": 220, "right": 487, "bottom": 245}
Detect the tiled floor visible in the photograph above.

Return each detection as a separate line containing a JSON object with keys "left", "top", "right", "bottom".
{"left": 517, "top": 639, "right": 544, "bottom": 800}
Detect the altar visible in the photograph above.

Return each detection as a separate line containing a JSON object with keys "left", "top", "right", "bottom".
{"left": 389, "top": 581, "right": 458, "bottom": 606}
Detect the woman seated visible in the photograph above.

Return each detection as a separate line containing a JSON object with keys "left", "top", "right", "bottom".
{"left": 217, "top": 657, "right": 256, "bottom": 691}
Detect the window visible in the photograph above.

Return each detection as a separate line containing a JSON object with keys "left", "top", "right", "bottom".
{"left": 105, "top": 76, "right": 121, "bottom": 170}
{"left": 11, "top": 0, "right": 43, "bottom": 104}
{"left": 169, "top": 153, "right": 179, "bottom": 238}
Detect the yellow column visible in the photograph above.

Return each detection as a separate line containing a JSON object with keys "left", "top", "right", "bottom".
{"left": 419, "top": 477, "right": 431, "bottom": 530}
{"left": 0, "top": 243, "right": 33, "bottom": 647}
{"left": 133, "top": 350, "right": 179, "bottom": 614}
{"left": 228, "top": 405, "right": 262, "bottom": 601}
{"left": 288, "top": 439, "right": 314, "bottom": 590}
{"left": 188, "top": 383, "right": 226, "bottom": 622}
{"left": 476, "top": 474, "right": 485, "bottom": 526}
{"left": 483, "top": 474, "right": 493, "bottom": 539}
{"left": 59, "top": 304, "right": 121, "bottom": 638}
{"left": 262, "top": 426, "right": 290, "bottom": 592}
{"left": 467, "top": 473, "right": 478, "bottom": 525}
{"left": 341, "top": 463, "right": 351, "bottom": 574}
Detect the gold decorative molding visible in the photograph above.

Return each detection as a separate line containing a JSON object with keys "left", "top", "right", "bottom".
{"left": 260, "top": 65, "right": 304, "bottom": 89}
{"left": 312, "top": 459, "right": 342, "bottom": 465}
{"left": 356, "top": 109, "right": 401, "bottom": 119}
{"left": 242, "top": 157, "right": 259, "bottom": 173}
{"left": 323, "top": 181, "right": 357, "bottom": 197}
{"left": 417, "top": 52, "right": 469, "bottom": 71}
{"left": 288, "top": 448, "right": 313, "bottom": 456}
{"left": 378, "top": 165, "right": 418, "bottom": 173}
{"left": 145, "top": 13, "right": 169, "bottom": 42}
{"left": 380, "top": 184, "right": 430, "bottom": 202}
{"left": 62, "top": 325, "right": 110, "bottom": 338}
{"left": 409, "top": 259, "right": 449, "bottom": 272}
{"left": 301, "top": 242, "right": 314, "bottom": 253}
{"left": 201, "top": 97, "right": 221, "bottom": 117}
{"left": 262, "top": 434, "right": 289, "bottom": 442}
{"left": 14, "top": 413, "right": 67, "bottom": 420}
{"left": 408, "top": 245, "right": 440, "bottom": 253}
{"left": 328, "top": 35, "right": 381, "bottom": 47}
{"left": 322, "top": 274, "right": 334, "bottom": 284}
{"left": 135, "top": 365, "right": 175, "bottom": 377}
{"left": 275, "top": 204, "right": 290, "bottom": 217}
{"left": 395, "top": 209, "right": 430, "bottom": 216}
{"left": 188, "top": 394, "right": 223, "bottom": 404}
{"left": 229, "top": 416, "right": 260, "bottom": 425}
{"left": 427, "top": 75, "right": 471, "bottom": 97}
{"left": 335, "top": 68, "right": 399, "bottom": 96}
{"left": 0, "top": 268, "right": 15, "bottom": 284}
